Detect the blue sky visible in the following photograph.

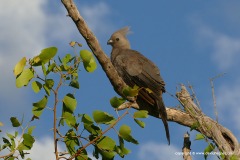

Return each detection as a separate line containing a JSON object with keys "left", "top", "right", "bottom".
{"left": 1, "top": 1, "right": 240, "bottom": 160}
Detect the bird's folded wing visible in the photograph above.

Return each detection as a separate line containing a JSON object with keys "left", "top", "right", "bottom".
{"left": 115, "top": 50, "right": 165, "bottom": 94}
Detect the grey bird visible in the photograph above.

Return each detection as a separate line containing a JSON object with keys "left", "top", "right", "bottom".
{"left": 107, "top": 27, "right": 170, "bottom": 144}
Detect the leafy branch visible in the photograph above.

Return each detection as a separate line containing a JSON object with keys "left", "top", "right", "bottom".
{"left": 2, "top": 43, "right": 150, "bottom": 160}
{"left": 0, "top": 117, "right": 35, "bottom": 159}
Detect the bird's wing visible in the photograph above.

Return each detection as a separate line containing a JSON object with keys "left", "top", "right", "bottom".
{"left": 114, "top": 49, "right": 170, "bottom": 144}
{"left": 115, "top": 49, "right": 165, "bottom": 93}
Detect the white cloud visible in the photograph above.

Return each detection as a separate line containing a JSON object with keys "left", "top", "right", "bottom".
{"left": 138, "top": 142, "right": 180, "bottom": 160}
{"left": 190, "top": 1, "right": 240, "bottom": 71}
{"left": 27, "top": 136, "right": 64, "bottom": 160}
{"left": 0, "top": 0, "right": 47, "bottom": 62}
{"left": 196, "top": 24, "right": 240, "bottom": 71}
{"left": 80, "top": 2, "right": 114, "bottom": 36}
{"left": 28, "top": 137, "right": 98, "bottom": 160}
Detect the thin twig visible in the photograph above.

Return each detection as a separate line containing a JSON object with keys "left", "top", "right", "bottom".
{"left": 209, "top": 73, "right": 226, "bottom": 122}
{"left": 187, "top": 82, "right": 201, "bottom": 109}
{"left": 52, "top": 73, "right": 64, "bottom": 159}
{"left": 0, "top": 151, "right": 15, "bottom": 159}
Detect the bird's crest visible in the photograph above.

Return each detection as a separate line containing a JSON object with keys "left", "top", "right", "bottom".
{"left": 115, "top": 26, "right": 131, "bottom": 37}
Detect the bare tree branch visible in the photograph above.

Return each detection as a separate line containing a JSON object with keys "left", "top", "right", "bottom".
{"left": 210, "top": 73, "right": 226, "bottom": 122}
{"left": 61, "top": 0, "right": 240, "bottom": 159}
{"left": 177, "top": 85, "right": 240, "bottom": 159}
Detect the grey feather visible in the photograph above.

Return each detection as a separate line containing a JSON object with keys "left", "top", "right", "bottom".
{"left": 108, "top": 27, "right": 170, "bottom": 144}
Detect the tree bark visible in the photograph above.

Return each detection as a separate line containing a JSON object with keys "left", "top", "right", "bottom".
{"left": 61, "top": 0, "right": 240, "bottom": 159}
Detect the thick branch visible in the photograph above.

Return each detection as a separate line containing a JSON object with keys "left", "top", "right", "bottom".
{"left": 61, "top": 0, "right": 127, "bottom": 97}
{"left": 177, "top": 85, "right": 240, "bottom": 159}
{"left": 117, "top": 102, "right": 195, "bottom": 127}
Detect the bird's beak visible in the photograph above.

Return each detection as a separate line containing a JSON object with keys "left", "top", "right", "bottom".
{"left": 107, "top": 39, "right": 113, "bottom": 45}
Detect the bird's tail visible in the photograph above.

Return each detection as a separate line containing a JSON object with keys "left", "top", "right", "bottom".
{"left": 155, "top": 95, "right": 170, "bottom": 145}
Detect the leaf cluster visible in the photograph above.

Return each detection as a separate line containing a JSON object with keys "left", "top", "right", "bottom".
{"left": 0, "top": 117, "right": 35, "bottom": 160}
{"left": 4, "top": 45, "right": 149, "bottom": 160}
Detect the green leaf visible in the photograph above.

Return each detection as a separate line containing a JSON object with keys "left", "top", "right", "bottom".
{"left": 32, "top": 81, "right": 42, "bottom": 93}
{"left": 134, "top": 119, "right": 145, "bottom": 128}
{"left": 81, "top": 114, "right": 94, "bottom": 124}
{"left": 119, "top": 125, "right": 138, "bottom": 144}
{"left": 97, "top": 136, "right": 116, "bottom": 151}
{"left": 2, "top": 137, "right": 11, "bottom": 148}
{"left": 84, "top": 124, "right": 101, "bottom": 135}
{"left": 69, "top": 79, "right": 80, "bottom": 89}
{"left": 80, "top": 50, "right": 97, "bottom": 72}
{"left": 46, "top": 62, "right": 56, "bottom": 74}
{"left": 204, "top": 143, "right": 215, "bottom": 159}
{"left": 31, "top": 56, "right": 41, "bottom": 66}
{"left": 10, "top": 117, "right": 21, "bottom": 127}
{"left": 93, "top": 146, "right": 100, "bottom": 159}
{"left": 14, "top": 57, "right": 27, "bottom": 76}
{"left": 133, "top": 110, "right": 148, "bottom": 118}
{"left": 116, "top": 136, "right": 131, "bottom": 157}
{"left": 122, "top": 85, "right": 139, "bottom": 97}
{"left": 28, "top": 126, "right": 36, "bottom": 135}
{"left": 40, "top": 47, "right": 57, "bottom": 62}
{"left": 45, "top": 79, "right": 54, "bottom": 89}
{"left": 62, "top": 54, "right": 72, "bottom": 71}
{"left": 31, "top": 47, "right": 57, "bottom": 66}
{"left": 6, "top": 133, "right": 14, "bottom": 139}
{"left": 98, "top": 149, "right": 116, "bottom": 160}
{"left": 32, "top": 96, "right": 48, "bottom": 117}
{"left": 190, "top": 121, "right": 200, "bottom": 131}
{"left": 195, "top": 133, "right": 205, "bottom": 140}
{"left": 62, "top": 112, "right": 77, "bottom": 128}
{"left": 121, "top": 146, "right": 131, "bottom": 155}
{"left": 43, "top": 84, "right": 50, "bottom": 96}
{"left": 63, "top": 93, "right": 77, "bottom": 113}
{"left": 23, "top": 133, "right": 35, "bottom": 148}
{"left": 62, "top": 54, "right": 72, "bottom": 64}
{"left": 6, "top": 133, "right": 16, "bottom": 150}
{"left": 110, "top": 97, "right": 126, "bottom": 108}
{"left": 16, "top": 68, "right": 34, "bottom": 88}
{"left": 80, "top": 50, "right": 92, "bottom": 63}
{"left": 18, "top": 133, "right": 35, "bottom": 151}
{"left": 64, "top": 129, "right": 79, "bottom": 155}
{"left": 115, "top": 146, "right": 122, "bottom": 155}
{"left": 42, "top": 63, "right": 47, "bottom": 76}
{"left": 93, "top": 110, "right": 115, "bottom": 124}
{"left": 75, "top": 148, "right": 88, "bottom": 160}
{"left": 83, "top": 58, "right": 97, "bottom": 72}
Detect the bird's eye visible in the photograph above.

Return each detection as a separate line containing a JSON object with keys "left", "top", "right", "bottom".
{"left": 116, "top": 38, "right": 119, "bottom": 41}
